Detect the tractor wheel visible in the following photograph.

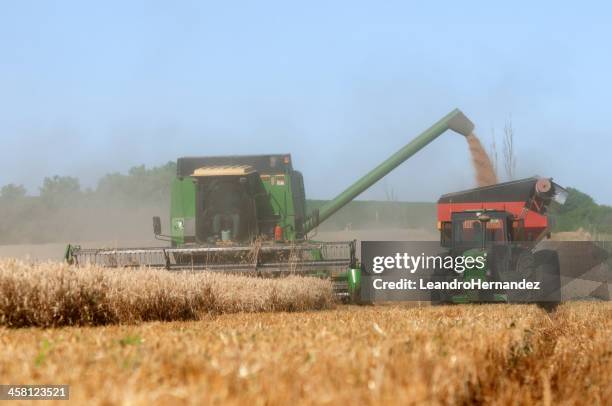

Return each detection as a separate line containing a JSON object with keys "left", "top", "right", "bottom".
{"left": 533, "top": 249, "right": 562, "bottom": 312}
{"left": 505, "top": 249, "right": 538, "bottom": 303}
{"left": 430, "top": 266, "right": 457, "bottom": 305}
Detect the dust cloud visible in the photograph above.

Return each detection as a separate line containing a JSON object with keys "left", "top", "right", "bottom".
{"left": 466, "top": 133, "right": 498, "bottom": 187}
{"left": 0, "top": 203, "right": 169, "bottom": 260}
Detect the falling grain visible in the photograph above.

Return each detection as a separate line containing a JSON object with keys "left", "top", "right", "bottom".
{"left": 466, "top": 133, "right": 498, "bottom": 186}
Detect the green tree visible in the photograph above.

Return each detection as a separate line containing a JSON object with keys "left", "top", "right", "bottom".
{"left": 40, "top": 175, "right": 81, "bottom": 207}
{"left": 96, "top": 161, "right": 176, "bottom": 204}
{"left": 550, "top": 187, "right": 612, "bottom": 234}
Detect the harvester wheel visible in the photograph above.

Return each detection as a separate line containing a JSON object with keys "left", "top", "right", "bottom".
{"left": 349, "top": 288, "right": 360, "bottom": 304}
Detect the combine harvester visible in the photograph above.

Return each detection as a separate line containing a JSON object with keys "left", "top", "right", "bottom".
{"left": 65, "top": 108, "right": 474, "bottom": 299}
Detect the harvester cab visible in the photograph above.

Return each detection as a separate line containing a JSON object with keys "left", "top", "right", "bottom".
{"left": 153, "top": 164, "right": 281, "bottom": 244}
{"left": 168, "top": 154, "right": 307, "bottom": 246}
{"left": 190, "top": 165, "right": 265, "bottom": 244}
{"left": 155, "top": 166, "right": 261, "bottom": 244}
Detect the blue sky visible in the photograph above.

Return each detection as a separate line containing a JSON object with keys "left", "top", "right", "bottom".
{"left": 1, "top": 1, "right": 611, "bottom": 203}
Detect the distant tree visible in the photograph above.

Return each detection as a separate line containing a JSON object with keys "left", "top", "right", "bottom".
{"left": 549, "top": 187, "right": 612, "bottom": 233}
{"left": 96, "top": 161, "right": 176, "bottom": 204}
{"left": 383, "top": 181, "right": 395, "bottom": 223}
{"left": 503, "top": 118, "right": 516, "bottom": 180}
{"left": 40, "top": 175, "right": 81, "bottom": 207}
{"left": 0, "top": 161, "right": 180, "bottom": 244}
{"left": 557, "top": 187, "right": 596, "bottom": 214}
{"left": 384, "top": 182, "right": 397, "bottom": 202}
{"left": 0, "top": 184, "right": 27, "bottom": 200}
{"left": 489, "top": 127, "right": 499, "bottom": 178}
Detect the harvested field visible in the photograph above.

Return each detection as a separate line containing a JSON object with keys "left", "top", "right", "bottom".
{"left": 0, "top": 259, "right": 334, "bottom": 327}
{"left": 0, "top": 302, "right": 609, "bottom": 404}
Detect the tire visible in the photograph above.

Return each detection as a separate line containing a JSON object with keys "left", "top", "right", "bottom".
{"left": 430, "top": 265, "right": 457, "bottom": 305}
{"left": 505, "top": 249, "right": 537, "bottom": 303}
{"left": 533, "top": 249, "right": 562, "bottom": 311}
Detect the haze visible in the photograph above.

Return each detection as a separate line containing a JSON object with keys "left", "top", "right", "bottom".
{"left": 1, "top": 1, "right": 610, "bottom": 203}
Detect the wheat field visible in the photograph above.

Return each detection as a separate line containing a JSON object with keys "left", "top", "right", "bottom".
{"left": 0, "top": 259, "right": 610, "bottom": 404}
{"left": 0, "top": 259, "right": 335, "bottom": 327}
{"left": 0, "top": 302, "right": 609, "bottom": 405}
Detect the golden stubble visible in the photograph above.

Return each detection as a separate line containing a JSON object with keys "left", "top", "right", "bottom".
{"left": 0, "top": 302, "right": 609, "bottom": 405}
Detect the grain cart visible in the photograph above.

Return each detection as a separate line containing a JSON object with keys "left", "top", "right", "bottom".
{"left": 435, "top": 177, "right": 568, "bottom": 307}
{"left": 65, "top": 108, "right": 475, "bottom": 299}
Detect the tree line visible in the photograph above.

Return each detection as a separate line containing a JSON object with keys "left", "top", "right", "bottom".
{"left": 0, "top": 162, "right": 176, "bottom": 244}
{"left": 0, "top": 161, "right": 611, "bottom": 244}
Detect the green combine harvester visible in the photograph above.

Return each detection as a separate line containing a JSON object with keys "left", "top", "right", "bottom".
{"left": 66, "top": 108, "right": 475, "bottom": 299}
